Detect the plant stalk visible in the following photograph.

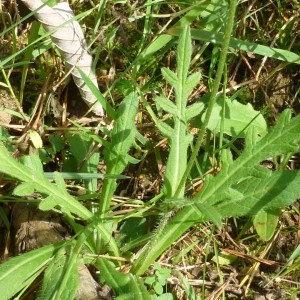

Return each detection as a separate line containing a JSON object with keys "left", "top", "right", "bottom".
{"left": 174, "top": 0, "right": 239, "bottom": 198}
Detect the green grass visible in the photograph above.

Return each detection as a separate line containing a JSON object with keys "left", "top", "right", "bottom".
{"left": 0, "top": 0, "right": 300, "bottom": 299}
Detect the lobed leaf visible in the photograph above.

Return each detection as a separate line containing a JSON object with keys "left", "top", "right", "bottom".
{"left": 0, "top": 142, "right": 92, "bottom": 220}
{"left": 185, "top": 102, "right": 205, "bottom": 121}
{"left": 132, "top": 109, "right": 300, "bottom": 275}
{"left": 161, "top": 68, "right": 178, "bottom": 88}
{"left": 156, "top": 121, "right": 173, "bottom": 139}
{"left": 184, "top": 72, "right": 201, "bottom": 97}
{"left": 156, "top": 96, "right": 178, "bottom": 116}
{"left": 53, "top": 172, "right": 67, "bottom": 190}
{"left": 160, "top": 26, "right": 195, "bottom": 198}
{"left": 215, "top": 170, "right": 300, "bottom": 216}
{"left": 39, "top": 195, "right": 57, "bottom": 211}
{"left": 177, "top": 26, "right": 192, "bottom": 82}
{"left": 13, "top": 182, "right": 35, "bottom": 196}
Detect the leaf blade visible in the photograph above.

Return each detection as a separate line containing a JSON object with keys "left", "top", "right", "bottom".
{"left": 99, "top": 92, "right": 138, "bottom": 216}
{"left": 132, "top": 109, "right": 300, "bottom": 275}
{"left": 0, "top": 243, "right": 64, "bottom": 299}
{"left": 0, "top": 143, "right": 92, "bottom": 220}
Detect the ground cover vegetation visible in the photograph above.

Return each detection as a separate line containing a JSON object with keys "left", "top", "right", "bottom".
{"left": 0, "top": 0, "right": 299, "bottom": 299}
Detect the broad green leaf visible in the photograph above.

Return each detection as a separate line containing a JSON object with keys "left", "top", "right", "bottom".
{"left": 215, "top": 170, "right": 300, "bottom": 216}
{"left": 64, "top": 131, "right": 100, "bottom": 192}
{"left": 48, "top": 134, "right": 65, "bottom": 154}
{"left": 64, "top": 132, "right": 91, "bottom": 170}
{"left": 13, "top": 182, "right": 35, "bottom": 196}
{"left": 145, "top": 276, "right": 155, "bottom": 285}
{"left": 132, "top": 110, "right": 300, "bottom": 275}
{"left": 0, "top": 242, "right": 64, "bottom": 299}
{"left": 195, "top": 96, "right": 267, "bottom": 137}
{"left": 212, "top": 252, "right": 237, "bottom": 265}
{"left": 156, "top": 96, "right": 178, "bottom": 116}
{"left": 253, "top": 209, "right": 280, "bottom": 241}
{"left": 195, "top": 111, "right": 300, "bottom": 214}
{"left": 154, "top": 282, "right": 163, "bottom": 295}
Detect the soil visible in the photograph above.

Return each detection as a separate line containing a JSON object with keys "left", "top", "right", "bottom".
{"left": 0, "top": 88, "right": 18, "bottom": 125}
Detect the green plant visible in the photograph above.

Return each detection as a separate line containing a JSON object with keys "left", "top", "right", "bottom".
{"left": 132, "top": 0, "right": 240, "bottom": 273}
{"left": 0, "top": 0, "right": 300, "bottom": 298}
{"left": 145, "top": 262, "right": 173, "bottom": 298}
{"left": 130, "top": 5, "right": 300, "bottom": 276}
{"left": 0, "top": 93, "right": 143, "bottom": 299}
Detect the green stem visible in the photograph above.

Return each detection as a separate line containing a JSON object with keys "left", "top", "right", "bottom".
{"left": 132, "top": 0, "right": 239, "bottom": 275}
{"left": 174, "top": 0, "right": 239, "bottom": 198}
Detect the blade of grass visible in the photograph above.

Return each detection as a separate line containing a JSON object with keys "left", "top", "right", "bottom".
{"left": 168, "top": 27, "right": 300, "bottom": 65}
